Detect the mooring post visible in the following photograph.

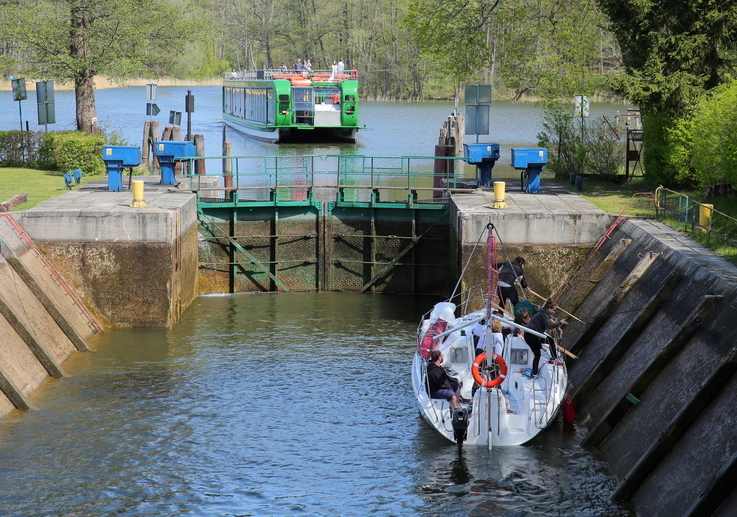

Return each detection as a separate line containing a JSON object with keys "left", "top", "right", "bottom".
{"left": 194, "top": 134, "right": 206, "bottom": 175}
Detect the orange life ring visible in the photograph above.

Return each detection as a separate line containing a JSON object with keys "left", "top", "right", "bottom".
{"left": 472, "top": 352, "right": 507, "bottom": 388}
{"left": 332, "top": 94, "right": 340, "bottom": 104}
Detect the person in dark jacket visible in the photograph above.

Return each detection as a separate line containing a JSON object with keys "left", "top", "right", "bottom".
{"left": 524, "top": 298, "right": 567, "bottom": 376}
{"left": 426, "top": 349, "right": 460, "bottom": 409}
{"left": 497, "top": 256, "right": 531, "bottom": 309}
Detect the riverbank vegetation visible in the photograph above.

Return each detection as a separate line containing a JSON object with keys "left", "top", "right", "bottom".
{"left": 3, "top": 0, "right": 737, "bottom": 195}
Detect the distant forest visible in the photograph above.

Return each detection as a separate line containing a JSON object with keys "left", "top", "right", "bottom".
{"left": 0, "top": 0, "right": 621, "bottom": 101}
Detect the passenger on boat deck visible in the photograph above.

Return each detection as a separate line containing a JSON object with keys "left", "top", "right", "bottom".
{"left": 280, "top": 63, "right": 288, "bottom": 72}
{"left": 497, "top": 256, "right": 531, "bottom": 310}
{"left": 293, "top": 59, "right": 304, "bottom": 71}
{"left": 491, "top": 319, "right": 504, "bottom": 356}
{"left": 523, "top": 298, "right": 567, "bottom": 376}
{"left": 514, "top": 299, "right": 537, "bottom": 325}
{"left": 337, "top": 59, "right": 345, "bottom": 72}
{"left": 473, "top": 319, "right": 486, "bottom": 357}
{"left": 427, "top": 349, "right": 461, "bottom": 409}
{"left": 305, "top": 59, "right": 313, "bottom": 72}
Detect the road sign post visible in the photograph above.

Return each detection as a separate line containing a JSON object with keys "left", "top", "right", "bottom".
{"left": 10, "top": 77, "right": 27, "bottom": 130}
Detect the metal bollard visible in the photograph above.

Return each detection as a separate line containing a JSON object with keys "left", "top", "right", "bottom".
{"left": 130, "top": 180, "right": 147, "bottom": 207}
{"left": 490, "top": 181, "right": 508, "bottom": 208}
{"left": 699, "top": 203, "right": 713, "bottom": 233}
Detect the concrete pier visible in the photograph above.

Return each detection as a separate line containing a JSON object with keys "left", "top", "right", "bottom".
{"left": 450, "top": 184, "right": 615, "bottom": 302}
{"left": 13, "top": 176, "right": 207, "bottom": 328}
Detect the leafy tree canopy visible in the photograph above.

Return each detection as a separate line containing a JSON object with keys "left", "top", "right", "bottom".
{"left": 1, "top": 0, "right": 194, "bottom": 131}
{"left": 597, "top": 0, "right": 737, "bottom": 116}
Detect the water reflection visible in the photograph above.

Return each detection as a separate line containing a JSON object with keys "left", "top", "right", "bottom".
{"left": 0, "top": 292, "right": 632, "bottom": 516}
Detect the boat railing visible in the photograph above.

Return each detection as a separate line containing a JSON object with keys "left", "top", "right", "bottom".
{"left": 224, "top": 69, "right": 358, "bottom": 82}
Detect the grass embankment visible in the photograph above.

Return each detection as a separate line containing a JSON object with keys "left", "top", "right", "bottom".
{"left": 0, "top": 167, "right": 93, "bottom": 211}
{"left": 550, "top": 174, "right": 737, "bottom": 265}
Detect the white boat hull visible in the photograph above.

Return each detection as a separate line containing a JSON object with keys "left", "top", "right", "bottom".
{"left": 412, "top": 304, "right": 569, "bottom": 447}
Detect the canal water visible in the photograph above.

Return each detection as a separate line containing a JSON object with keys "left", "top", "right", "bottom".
{"left": 0, "top": 292, "right": 633, "bottom": 516}
{"left": 0, "top": 88, "right": 633, "bottom": 515}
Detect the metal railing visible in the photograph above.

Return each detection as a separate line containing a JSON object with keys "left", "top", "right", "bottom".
{"left": 655, "top": 186, "right": 737, "bottom": 249}
{"left": 178, "top": 153, "right": 475, "bottom": 206}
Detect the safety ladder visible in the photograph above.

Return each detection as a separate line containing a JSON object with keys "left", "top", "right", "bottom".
{"left": 532, "top": 376, "right": 550, "bottom": 428}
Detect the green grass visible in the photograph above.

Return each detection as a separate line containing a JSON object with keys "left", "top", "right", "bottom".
{"left": 0, "top": 167, "right": 95, "bottom": 211}
{"left": 549, "top": 173, "right": 737, "bottom": 265}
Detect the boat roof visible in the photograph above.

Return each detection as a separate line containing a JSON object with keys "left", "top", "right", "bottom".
{"left": 224, "top": 69, "right": 357, "bottom": 84}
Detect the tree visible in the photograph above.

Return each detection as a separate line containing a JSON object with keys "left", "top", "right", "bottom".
{"left": 1, "top": 0, "right": 191, "bottom": 132}
{"left": 596, "top": 0, "right": 737, "bottom": 117}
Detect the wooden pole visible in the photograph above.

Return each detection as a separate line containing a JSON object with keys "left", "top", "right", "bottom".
{"left": 141, "top": 121, "right": 150, "bottom": 170}
{"left": 149, "top": 120, "right": 160, "bottom": 175}
{"left": 194, "top": 134, "right": 206, "bottom": 175}
{"left": 223, "top": 141, "right": 232, "bottom": 201}
{"left": 528, "top": 288, "right": 586, "bottom": 325}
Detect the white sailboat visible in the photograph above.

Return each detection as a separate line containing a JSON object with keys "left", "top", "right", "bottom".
{"left": 411, "top": 224, "right": 569, "bottom": 448}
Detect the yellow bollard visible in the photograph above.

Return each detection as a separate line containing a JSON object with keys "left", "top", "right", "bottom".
{"left": 698, "top": 203, "right": 713, "bottom": 233}
{"left": 490, "top": 181, "right": 508, "bottom": 208}
{"left": 130, "top": 180, "right": 147, "bottom": 208}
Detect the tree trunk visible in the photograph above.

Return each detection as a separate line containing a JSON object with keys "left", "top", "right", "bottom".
{"left": 70, "top": 3, "right": 97, "bottom": 133}
{"left": 75, "top": 73, "right": 97, "bottom": 133}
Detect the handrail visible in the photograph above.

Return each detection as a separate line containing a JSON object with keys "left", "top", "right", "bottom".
{"left": 655, "top": 186, "right": 737, "bottom": 249}
{"left": 177, "top": 153, "right": 474, "bottom": 205}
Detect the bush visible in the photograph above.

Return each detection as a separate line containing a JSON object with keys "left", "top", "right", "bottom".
{"left": 0, "top": 130, "right": 44, "bottom": 168}
{"left": 537, "top": 106, "right": 586, "bottom": 179}
{"left": 689, "top": 77, "right": 737, "bottom": 188}
{"left": 537, "top": 104, "right": 624, "bottom": 181}
{"left": 38, "top": 132, "right": 106, "bottom": 177}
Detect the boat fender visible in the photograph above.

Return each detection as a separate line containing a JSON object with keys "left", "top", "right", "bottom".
{"left": 562, "top": 396, "right": 575, "bottom": 426}
{"left": 471, "top": 352, "right": 507, "bottom": 388}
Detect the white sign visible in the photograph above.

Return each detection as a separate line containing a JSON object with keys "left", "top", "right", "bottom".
{"left": 574, "top": 95, "right": 590, "bottom": 117}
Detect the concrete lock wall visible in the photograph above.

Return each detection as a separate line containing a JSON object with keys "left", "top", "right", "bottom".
{"left": 0, "top": 215, "right": 101, "bottom": 420}
{"left": 554, "top": 218, "right": 737, "bottom": 517}
{"left": 449, "top": 192, "right": 615, "bottom": 309}
{"left": 13, "top": 186, "right": 200, "bottom": 329}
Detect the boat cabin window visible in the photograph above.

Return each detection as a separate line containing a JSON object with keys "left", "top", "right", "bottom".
{"left": 223, "top": 86, "right": 274, "bottom": 124}
{"left": 315, "top": 88, "right": 341, "bottom": 105}
{"left": 292, "top": 87, "right": 314, "bottom": 124}
{"left": 510, "top": 347, "right": 529, "bottom": 366}
{"left": 344, "top": 94, "right": 355, "bottom": 114}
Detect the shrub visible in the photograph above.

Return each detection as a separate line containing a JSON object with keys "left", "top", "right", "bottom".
{"left": 38, "top": 131, "right": 106, "bottom": 177}
{"left": 537, "top": 106, "right": 586, "bottom": 179}
{"left": 0, "top": 130, "right": 44, "bottom": 168}
{"left": 689, "top": 77, "right": 737, "bottom": 188}
{"left": 537, "top": 104, "right": 624, "bottom": 181}
{"left": 583, "top": 120, "right": 625, "bottom": 181}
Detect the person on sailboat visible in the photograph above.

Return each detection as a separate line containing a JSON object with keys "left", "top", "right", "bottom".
{"left": 523, "top": 298, "right": 567, "bottom": 376}
{"left": 427, "top": 350, "right": 461, "bottom": 409}
{"left": 472, "top": 319, "right": 486, "bottom": 356}
{"left": 490, "top": 319, "right": 504, "bottom": 356}
{"left": 497, "top": 257, "right": 531, "bottom": 310}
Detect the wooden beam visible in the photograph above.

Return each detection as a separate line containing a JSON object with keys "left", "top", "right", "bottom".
{"left": 611, "top": 345, "right": 737, "bottom": 503}
{"left": 572, "top": 271, "right": 682, "bottom": 407}
{"left": 582, "top": 294, "right": 720, "bottom": 448}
